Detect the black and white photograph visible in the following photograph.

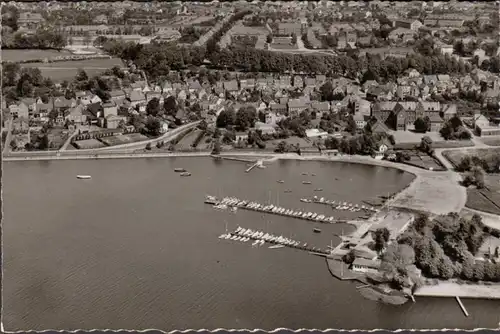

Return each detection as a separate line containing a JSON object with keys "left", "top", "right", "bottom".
{"left": 2, "top": 0, "right": 500, "bottom": 331}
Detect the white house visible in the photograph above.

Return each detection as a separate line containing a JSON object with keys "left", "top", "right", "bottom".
{"left": 305, "top": 128, "right": 328, "bottom": 138}
{"left": 351, "top": 258, "right": 381, "bottom": 273}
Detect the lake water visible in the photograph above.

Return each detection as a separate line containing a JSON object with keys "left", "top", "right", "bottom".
{"left": 3, "top": 157, "right": 500, "bottom": 331}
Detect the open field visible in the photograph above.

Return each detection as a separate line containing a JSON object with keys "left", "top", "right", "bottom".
{"left": 415, "top": 281, "right": 500, "bottom": 299}
{"left": 47, "top": 128, "right": 69, "bottom": 150}
{"left": 73, "top": 139, "right": 106, "bottom": 149}
{"left": 174, "top": 129, "right": 202, "bottom": 150}
{"left": 1, "top": 49, "right": 72, "bottom": 62}
{"left": 99, "top": 133, "right": 149, "bottom": 147}
{"left": 267, "top": 136, "right": 312, "bottom": 149}
{"left": 480, "top": 136, "right": 500, "bottom": 147}
{"left": 20, "top": 58, "right": 125, "bottom": 81}
{"left": 466, "top": 189, "right": 500, "bottom": 215}
{"left": 442, "top": 148, "right": 500, "bottom": 169}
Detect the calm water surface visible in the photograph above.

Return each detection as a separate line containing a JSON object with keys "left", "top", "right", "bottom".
{"left": 3, "top": 158, "right": 500, "bottom": 330}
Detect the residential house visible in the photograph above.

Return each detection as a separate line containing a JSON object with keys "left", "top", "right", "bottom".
{"left": 128, "top": 90, "right": 147, "bottom": 107}
{"left": 423, "top": 75, "right": 438, "bottom": 86}
{"left": 354, "top": 98, "right": 371, "bottom": 116}
{"left": 54, "top": 97, "right": 75, "bottom": 113}
{"left": 366, "top": 86, "right": 383, "bottom": 101}
{"left": 276, "top": 76, "right": 292, "bottom": 89}
{"left": 235, "top": 132, "right": 249, "bottom": 142}
{"left": 20, "top": 98, "right": 37, "bottom": 116}
{"left": 442, "top": 104, "right": 457, "bottom": 121}
{"left": 437, "top": 44, "right": 454, "bottom": 55}
{"left": 162, "top": 81, "right": 173, "bottom": 94}
{"left": 270, "top": 102, "right": 287, "bottom": 115}
{"left": 277, "top": 22, "right": 305, "bottom": 36}
{"left": 288, "top": 98, "right": 308, "bottom": 116}
{"left": 146, "top": 90, "right": 163, "bottom": 103}
{"left": 407, "top": 68, "right": 420, "bottom": 78}
{"left": 305, "top": 128, "right": 328, "bottom": 139}
{"left": 293, "top": 76, "right": 304, "bottom": 90}
{"left": 351, "top": 258, "right": 381, "bottom": 273}
{"left": 177, "top": 90, "right": 187, "bottom": 101}
{"left": 223, "top": 80, "right": 239, "bottom": 94}
{"left": 66, "top": 105, "right": 87, "bottom": 125}
{"left": 188, "top": 80, "right": 202, "bottom": 94}
{"left": 304, "top": 77, "right": 316, "bottom": 88}
{"left": 109, "top": 89, "right": 126, "bottom": 102}
{"left": 255, "top": 122, "right": 276, "bottom": 135}
{"left": 311, "top": 101, "right": 330, "bottom": 118}
{"left": 393, "top": 19, "right": 422, "bottom": 30}
{"left": 429, "top": 113, "right": 444, "bottom": 132}
{"left": 353, "top": 113, "right": 367, "bottom": 129}
{"left": 316, "top": 75, "right": 327, "bottom": 86}
{"left": 337, "top": 34, "right": 347, "bottom": 49}
{"left": 90, "top": 94, "right": 102, "bottom": 105}
{"left": 239, "top": 78, "right": 256, "bottom": 90}
{"left": 131, "top": 81, "right": 147, "bottom": 91}
{"left": 9, "top": 103, "right": 29, "bottom": 119}
{"left": 105, "top": 115, "right": 127, "bottom": 129}
{"left": 102, "top": 101, "right": 118, "bottom": 117}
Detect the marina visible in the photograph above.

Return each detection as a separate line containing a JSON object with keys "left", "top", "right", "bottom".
{"left": 218, "top": 226, "right": 330, "bottom": 255}
{"left": 205, "top": 195, "right": 348, "bottom": 224}
{"left": 301, "top": 196, "right": 379, "bottom": 214}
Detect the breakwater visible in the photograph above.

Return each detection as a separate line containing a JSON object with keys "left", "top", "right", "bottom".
{"left": 206, "top": 195, "right": 351, "bottom": 225}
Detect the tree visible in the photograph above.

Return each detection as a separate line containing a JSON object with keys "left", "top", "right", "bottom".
{"left": 212, "top": 140, "right": 221, "bottom": 155}
{"left": 342, "top": 249, "right": 356, "bottom": 264}
{"left": 146, "top": 97, "right": 160, "bottom": 116}
{"left": 75, "top": 69, "right": 88, "bottom": 82}
{"left": 145, "top": 116, "right": 161, "bottom": 136}
{"left": 382, "top": 244, "right": 415, "bottom": 270}
{"left": 346, "top": 116, "right": 357, "bottom": 135}
{"left": 471, "top": 165, "right": 486, "bottom": 189}
{"left": 319, "top": 81, "right": 334, "bottom": 101}
{"left": 235, "top": 106, "right": 256, "bottom": 131}
{"left": 216, "top": 108, "right": 235, "bottom": 128}
{"left": 414, "top": 117, "right": 429, "bottom": 133}
{"left": 163, "top": 96, "right": 177, "bottom": 115}
{"left": 374, "top": 227, "right": 390, "bottom": 253}
{"left": 266, "top": 34, "right": 273, "bottom": 44}
{"left": 145, "top": 142, "right": 152, "bottom": 150}
{"left": 291, "top": 33, "right": 297, "bottom": 44}
{"left": 419, "top": 135, "right": 433, "bottom": 154}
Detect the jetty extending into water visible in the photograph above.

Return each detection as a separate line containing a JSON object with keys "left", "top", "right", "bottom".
{"left": 301, "top": 196, "right": 379, "bottom": 214}
{"left": 219, "top": 226, "right": 330, "bottom": 255}
{"left": 205, "top": 195, "right": 349, "bottom": 224}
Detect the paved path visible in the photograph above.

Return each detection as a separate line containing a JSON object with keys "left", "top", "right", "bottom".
{"left": 60, "top": 130, "right": 78, "bottom": 151}
{"left": 2, "top": 119, "right": 13, "bottom": 155}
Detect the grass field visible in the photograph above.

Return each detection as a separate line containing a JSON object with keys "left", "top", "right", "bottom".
{"left": 442, "top": 148, "right": 500, "bottom": 169}
{"left": 466, "top": 188, "right": 500, "bottom": 215}
{"left": 47, "top": 128, "right": 69, "bottom": 150}
{"left": 2, "top": 49, "right": 72, "bottom": 62}
{"left": 73, "top": 139, "right": 106, "bottom": 149}
{"left": 99, "top": 133, "right": 149, "bottom": 147}
{"left": 174, "top": 129, "right": 202, "bottom": 150}
{"left": 20, "top": 58, "right": 125, "bottom": 82}
{"left": 404, "top": 154, "right": 445, "bottom": 171}
{"left": 480, "top": 136, "right": 500, "bottom": 147}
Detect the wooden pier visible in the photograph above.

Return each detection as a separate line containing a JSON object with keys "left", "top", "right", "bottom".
{"left": 228, "top": 230, "right": 330, "bottom": 255}
{"left": 455, "top": 296, "right": 469, "bottom": 317}
{"left": 208, "top": 196, "right": 350, "bottom": 225}
{"left": 245, "top": 160, "right": 264, "bottom": 173}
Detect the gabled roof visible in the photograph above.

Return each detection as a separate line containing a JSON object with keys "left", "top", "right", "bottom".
{"left": 429, "top": 113, "right": 443, "bottom": 123}
{"left": 129, "top": 90, "right": 146, "bottom": 102}
{"left": 223, "top": 80, "right": 239, "bottom": 91}
{"left": 110, "top": 89, "right": 126, "bottom": 97}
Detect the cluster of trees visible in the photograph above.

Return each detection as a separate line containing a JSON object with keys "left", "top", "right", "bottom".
{"left": 205, "top": 10, "right": 252, "bottom": 54}
{"left": 457, "top": 154, "right": 500, "bottom": 174}
{"left": 178, "top": 26, "right": 205, "bottom": 44}
{"left": 462, "top": 165, "right": 486, "bottom": 189}
{"left": 2, "top": 64, "right": 58, "bottom": 103}
{"left": 102, "top": 32, "right": 485, "bottom": 83}
{"left": 414, "top": 116, "right": 431, "bottom": 133}
{"left": 397, "top": 213, "right": 500, "bottom": 282}
{"left": 216, "top": 106, "right": 255, "bottom": 131}
{"left": 321, "top": 130, "right": 393, "bottom": 156}
{"left": 439, "top": 116, "right": 471, "bottom": 140}
{"left": 2, "top": 27, "right": 67, "bottom": 50}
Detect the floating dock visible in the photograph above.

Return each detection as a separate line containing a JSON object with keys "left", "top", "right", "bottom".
{"left": 221, "top": 227, "right": 330, "bottom": 255}
{"left": 207, "top": 196, "right": 348, "bottom": 224}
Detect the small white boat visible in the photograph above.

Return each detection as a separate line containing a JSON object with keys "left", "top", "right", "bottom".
{"left": 76, "top": 175, "right": 91, "bottom": 179}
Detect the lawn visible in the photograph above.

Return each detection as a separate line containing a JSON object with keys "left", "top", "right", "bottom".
{"left": 47, "top": 127, "right": 69, "bottom": 150}
{"left": 465, "top": 189, "right": 500, "bottom": 215}
{"left": 174, "top": 129, "right": 202, "bottom": 150}
{"left": 403, "top": 154, "right": 445, "bottom": 171}
{"left": 20, "top": 58, "right": 125, "bottom": 82}
{"left": 442, "top": 148, "right": 500, "bottom": 170}
{"left": 99, "top": 133, "right": 149, "bottom": 146}
{"left": 73, "top": 139, "right": 106, "bottom": 149}
{"left": 267, "top": 136, "right": 312, "bottom": 148}
{"left": 480, "top": 136, "right": 500, "bottom": 147}
{"left": 270, "top": 43, "right": 298, "bottom": 50}
{"left": 2, "top": 49, "right": 71, "bottom": 62}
